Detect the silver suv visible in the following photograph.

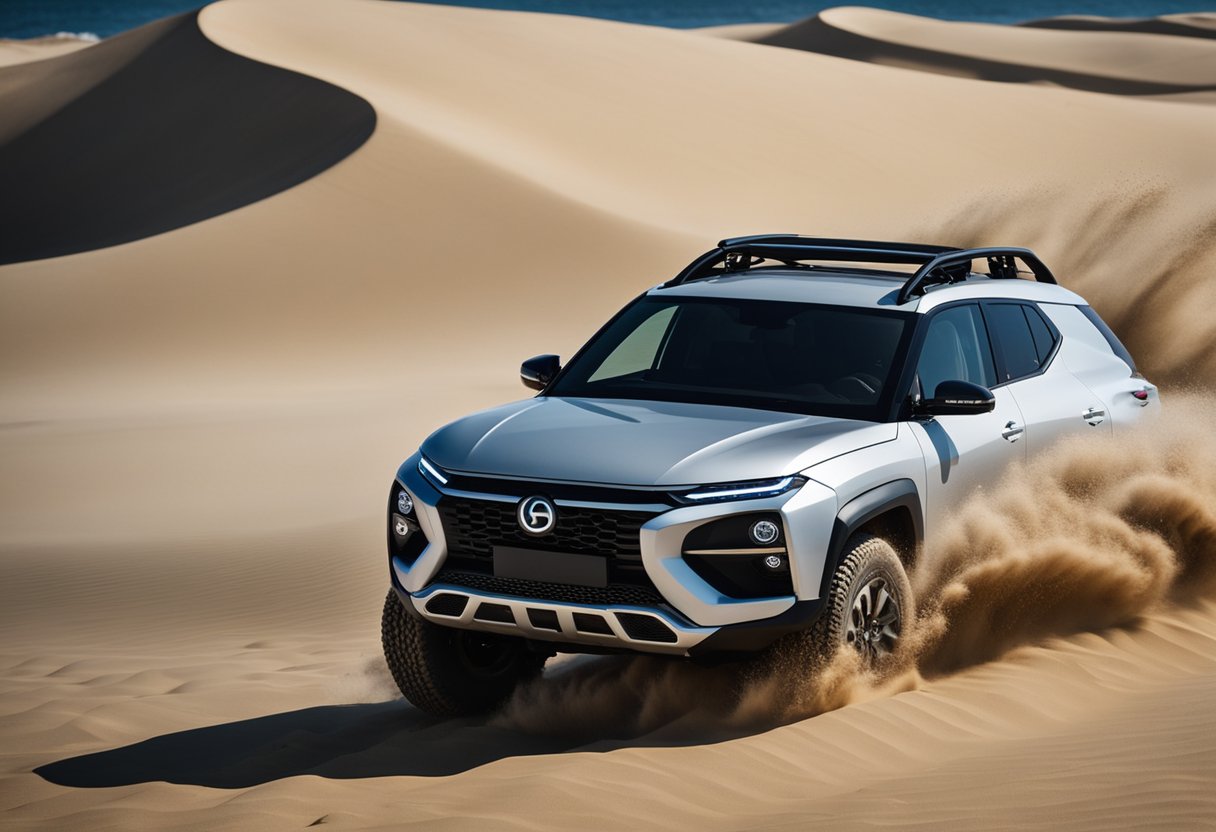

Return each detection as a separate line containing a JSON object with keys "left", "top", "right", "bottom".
{"left": 381, "top": 235, "right": 1157, "bottom": 716}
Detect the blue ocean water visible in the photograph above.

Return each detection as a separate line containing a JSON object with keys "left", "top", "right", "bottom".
{"left": 0, "top": 0, "right": 1209, "bottom": 39}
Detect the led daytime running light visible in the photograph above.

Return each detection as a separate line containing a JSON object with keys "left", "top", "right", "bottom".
{"left": 418, "top": 456, "right": 449, "bottom": 486}
{"left": 683, "top": 475, "right": 802, "bottom": 503}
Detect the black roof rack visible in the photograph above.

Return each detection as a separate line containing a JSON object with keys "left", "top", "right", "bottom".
{"left": 664, "top": 235, "right": 1057, "bottom": 304}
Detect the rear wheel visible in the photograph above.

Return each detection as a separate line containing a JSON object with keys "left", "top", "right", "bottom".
{"left": 810, "top": 534, "right": 912, "bottom": 664}
{"left": 381, "top": 590, "right": 546, "bottom": 717}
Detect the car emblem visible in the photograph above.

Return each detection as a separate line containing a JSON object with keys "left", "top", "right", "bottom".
{"left": 517, "top": 495, "right": 556, "bottom": 536}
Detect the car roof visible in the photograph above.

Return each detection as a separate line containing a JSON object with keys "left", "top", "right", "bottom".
{"left": 647, "top": 267, "right": 1086, "bottom": 312}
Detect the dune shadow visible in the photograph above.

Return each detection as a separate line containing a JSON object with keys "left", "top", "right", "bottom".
{"left": 1021, "top": 16, "right": 1216, "bottom": 41}
{"left": 36, "top": 701, "right": 588, "bottom": 788}
{"left": 0, "top": 11, "right": 375, "bottom": 265}
{"left": 756, "top": 16, "right": 1216, "bottom": 97}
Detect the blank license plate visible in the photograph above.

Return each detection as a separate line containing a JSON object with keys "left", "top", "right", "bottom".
{"left": 493, "top": 546, "right": 608, "bottom": 588}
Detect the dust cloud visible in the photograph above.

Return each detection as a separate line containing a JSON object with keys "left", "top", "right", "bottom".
{"left": 495, "top": 396, "right": 1216, "bottom": 737}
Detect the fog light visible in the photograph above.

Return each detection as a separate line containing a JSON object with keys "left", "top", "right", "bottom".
{"left": 763, "top": 554, "right": 784, "bottom": 570}
{"left": 750, "top": 519, "right": 780, "bottom": 545}
{"left": 393, "top": 514, "right": 414, "bottom": 538}
{"left": 397, "top": 489, "right": 414, "bottom": 516}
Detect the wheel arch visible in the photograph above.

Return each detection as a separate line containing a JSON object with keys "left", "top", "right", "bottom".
{"left": 819, "top": 479, "right": 923, "bottom": 597}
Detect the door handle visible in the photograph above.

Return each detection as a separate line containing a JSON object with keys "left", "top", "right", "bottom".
{"left": 1001, "top": 420, "right": 1023, "bottom": 442}
{"left": 1082, "top": 406, "right": 1106, "bottom": 427}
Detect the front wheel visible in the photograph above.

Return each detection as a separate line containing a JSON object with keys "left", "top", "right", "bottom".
{"left": 381, "top": 590, "right": 546, "bottom": 717}
{"left": 810, "top": 534, "right": 913, "bottom": 664}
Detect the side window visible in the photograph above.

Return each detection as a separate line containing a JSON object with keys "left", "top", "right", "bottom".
{"left": 985, "top": 303, "right": 1041, "bottom": 382}
{"left": 588, "top": 305, "right": 676, "bottom": 382}
{"left": 916, "top": 304, "right": 996, "bottom": 397}
{"left": 1023, "top": 304, "right": 1057, "bottom": 365}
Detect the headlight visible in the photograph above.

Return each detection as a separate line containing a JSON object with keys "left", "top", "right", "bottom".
{"left": 678, "top": 475, "right": 806, "bottom": 504}
{"left": 418, "top": 455, "right": 449, "bottom": 486}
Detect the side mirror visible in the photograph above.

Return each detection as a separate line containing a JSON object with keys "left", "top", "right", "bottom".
{"left": 917, "top": 379, "right": 995, "bottom": 416}
{"left": 520, "top": 354, "right": 561, "bottom": 391}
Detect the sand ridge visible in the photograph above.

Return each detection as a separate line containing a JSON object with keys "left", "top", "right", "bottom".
{"left": 2, "top": 1, "right": 1216, "bottom": 829}
{"left": 0, "top": 11, "right": 375, "bottom": 265}
{"left": 0, "top": 36, "right": 96, "bottom": 69}
{"left": 751, "top": 6, "right": 1216, "bottom": 95}
{"left": 1022, "top": 11, "right": 1216, "bottom": 40}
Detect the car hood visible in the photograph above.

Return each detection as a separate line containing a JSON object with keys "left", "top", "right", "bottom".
{"left": 421, "top": 397, "right": 896, "bottom": 487}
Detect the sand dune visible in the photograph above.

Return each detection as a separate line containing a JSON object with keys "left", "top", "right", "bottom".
{"left": 1023, "top": 11, "right": 1216, "bottom": 40}
{"left": 752, "top": 7, "right": 1216, "bottom": 96}
{"left": 2, "top": 1, "right": 1216, "bottom": 829}
{"left": 0, "top": 36, "right": 96, "bottom": 69}
{"left": 0, "top": 11, "right": 373, "bottom": 264}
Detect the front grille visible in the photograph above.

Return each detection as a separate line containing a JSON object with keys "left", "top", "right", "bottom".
{"left": 437, "top": 495, "right": 659, "bottom": 586}
{"left": 434, "top": 569, "right": 664, "bottom": 608}
{"left": 439, "top": 497, "right": 653, "bottom": 558}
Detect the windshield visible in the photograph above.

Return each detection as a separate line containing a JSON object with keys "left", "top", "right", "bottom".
{"left": 549, "top": 295, "right": 914, "bottom": 420}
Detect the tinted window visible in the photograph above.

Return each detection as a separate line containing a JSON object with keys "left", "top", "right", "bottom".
{"left": 916, "top": 305, "right": 996, "bottom": 396}
{"left": 1024, "top": 304, "right": 1056, "bottom": 363}
{"left": 588, "top": 305, "right": 676, "bottom": 382}
{"left": 1079, "top": 305, "right": 1137, "bottom": 373}
{"left": 986, "top": 303, "right": 1041, "bottom": 381}
{"left": 551, "top": 296, "right": 913, "bottom": 420}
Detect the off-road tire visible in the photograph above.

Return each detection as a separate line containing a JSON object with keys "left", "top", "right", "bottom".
{"left": 381, "top": 590, "right": 546, "bottom": 717}
{"left": 809, "top": 534, "right": 913, "bottom": 664}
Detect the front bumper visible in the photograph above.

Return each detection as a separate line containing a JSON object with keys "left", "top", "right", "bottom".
{"left": 389, "top": 453, "right": 837, "bottom": 656}
{"left": 404, "top": 583, "right": 714, "bottom": 655}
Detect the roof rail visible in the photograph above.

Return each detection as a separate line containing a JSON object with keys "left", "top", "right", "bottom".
{"left": 664, "top": 235, "right": 1057, "bottom": 304}
{"left": 896, "top": 247, "right": 1056, "bottom": 304}
{"left": 666, "top": 235, "right": 958, "bottom": 286}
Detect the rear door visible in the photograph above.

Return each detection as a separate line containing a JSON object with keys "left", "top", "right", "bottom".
{"left": 1039, "top": 303, "right": 1158, "bottom": 433}
{"left": 906, "top": 302, "right": 1027, "bottom": 532}
{"left": 983, "top": 301, "right": 1111, "bottom": 452}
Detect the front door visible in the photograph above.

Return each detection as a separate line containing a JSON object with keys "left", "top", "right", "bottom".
{"left": 905, "top": 303, "right": 1027, "bottom": 533}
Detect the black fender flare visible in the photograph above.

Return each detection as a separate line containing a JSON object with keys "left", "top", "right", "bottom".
{"left": 818, "top": 479, "right": 924, "bottom": 597}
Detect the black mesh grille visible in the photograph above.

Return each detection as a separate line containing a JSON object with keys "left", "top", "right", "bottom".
{"left": 434, "top": 569, "right": 663, "bottom": 607}
{"left": 437, "top": 495, "right": 658, "bottom": 587}
{"left": 439, "top": 497, "right": 652, "bottom": 557}
{"left": 424, "top": 593, "right": 468, "bottom": 617}
{"left": 616, "top": 612, "right": 679, "bottom": 644}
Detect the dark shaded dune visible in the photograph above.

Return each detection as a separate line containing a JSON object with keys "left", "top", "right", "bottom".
{"left": 754, "top": 15, "right": 1216, "bottom": 97}
{"left": 1023, "top": 15, "right": 1216, "bottom": 41}
{"left": 0, "top": 11, "right": 375, "bottom": 265}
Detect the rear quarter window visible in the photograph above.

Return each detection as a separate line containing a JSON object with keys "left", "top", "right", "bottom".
{"left": 1024, "top": 304, "right": 1058, "bottom": 365}
{"left": 1078, "top": 305, "right": 1137, "bottom": 373}
{"left": 985, "top": 303, "right": 1042, "bottom": 382}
